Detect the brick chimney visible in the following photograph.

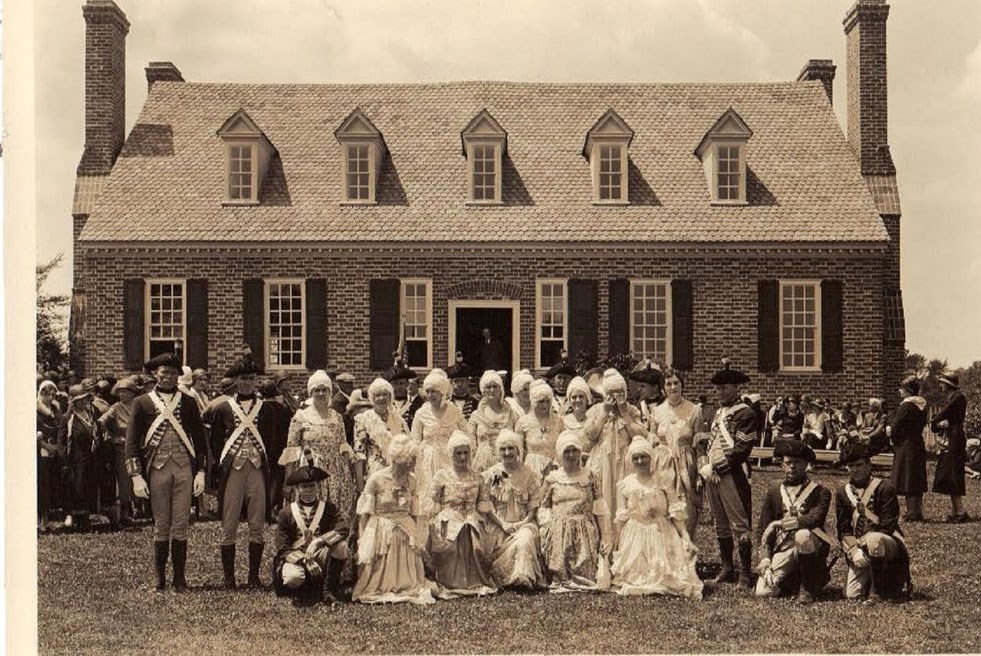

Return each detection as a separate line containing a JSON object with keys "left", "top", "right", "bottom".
{"left": 843, "top": 0, "right": 895, "bottom": 176}
{"left": 77, "top": 0, "right": 130, "bottom": 177}
{"left": 797, "top": 59, "right": 836, "bottom": 103}
{"left": 146, "top": 61, "right": 184, "bottom": 90}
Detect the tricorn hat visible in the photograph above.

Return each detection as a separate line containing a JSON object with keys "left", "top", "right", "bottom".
{"left": 839, "top": 442, "right": 871, "bottom": 465}
{"left": 384, "top": 352, "right": 418, "bottom": 382}
{"left": 628, "top": 359, "right": 665, "bottom": 387}
{"left": 710, "top": 358, "right": 750, "bottom": 386}
{"left": 286, "top": 449, "right": 329, "bottom": 485}
{"left": 545, "top": 350, "right": 578, "bottom": 380}
{"left": 144, "top": 352, "right": 182, "bottom": 372}
{"left": 225, "top": 352, "right": 261, "bottom": 378}
{"left": 446, "top": 352, "right": 477, "bottom": 380}
{"left": 773, "top": 438, "right": 816, "bottom": 464}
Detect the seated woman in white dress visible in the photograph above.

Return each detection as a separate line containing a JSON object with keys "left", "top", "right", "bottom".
{"left": 469, "top": 370, "right": 520, "bottom": 473}
{"left": 610, "top": 436, "right": 702, "bottom": 599}
{"left": 353, "top": 434, "right": 436, "bottom": 605}
{"left": 425, "top": 431, "right": 497, "bottom": 599}
{"left": 481, "top": 430, "right": 547, "bottom": 590}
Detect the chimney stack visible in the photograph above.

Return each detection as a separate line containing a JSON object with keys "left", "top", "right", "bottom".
{"left": 843, "top": 0, "right": 895, "bottom": 176}
{"left": 146, "top": 62, "right": 185, "bottom": 90}
{"left": 77, "top": 0, "right": 130, "bottom": 177}
{"left": 797, "top": 59, "right": 836, "bottom": 104}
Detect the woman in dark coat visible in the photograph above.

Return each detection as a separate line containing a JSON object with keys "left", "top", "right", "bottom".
{"left": 888, "top": 377, "right": 928, "bottom": 522}
{"left": 930, "top": 374, "right": 968, "bottom": 522}
{"left": 58, "top": 385, "right": 104, "bottom": 531}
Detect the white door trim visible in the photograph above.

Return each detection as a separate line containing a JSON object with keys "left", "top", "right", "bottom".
{"left": 447, "top": 300, "right": 521, "bottom": 371}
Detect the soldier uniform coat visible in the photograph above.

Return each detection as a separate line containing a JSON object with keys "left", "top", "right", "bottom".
{"left": 125, "top": 389, "right": 208, "bottom": 476}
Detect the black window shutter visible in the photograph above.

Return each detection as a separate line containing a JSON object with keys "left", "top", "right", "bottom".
{"left": 758, "top": 280, "right": 780, "bottom": 372}
{"left": 243, "top": 279, "right": 265, "bottom": 368}
{"left": 671, "top": 279, "right": 694, "bottom": 370}
{"left": 369, "top": 279, "right": 400, "bottom": 371}
{"left": 821, "top": 279, "right": 844, "bottom": 373}
{"left": 608, "top": 278, "right": 630, "bottom": 356}
{"left": 186, "top": 279, "right": 208, "bottom": 369}
{"left": 567, "top": 279, "right": 598, "bottom": 362}
{"left": 306, "top": 279, "right": 328, "bottom": 370}
{"left": 123, "top": 279, "right": 145, "bottom": 371}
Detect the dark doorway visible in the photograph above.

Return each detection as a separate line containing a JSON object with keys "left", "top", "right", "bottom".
{"left": 455, "top": 308, "right": 513, "bottom": 374}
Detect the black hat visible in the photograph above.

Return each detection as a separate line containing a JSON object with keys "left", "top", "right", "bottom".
{"left": 446, "top": 352, "right": 477, "bottom": 380}
{"left": 384, "top": 352, "right": 417, "bottom": 382}
{"left": 839, "top": 442, "right": 871, "bottom": 465}
{"left": 938, "top": 374, "right": 959, "bottom": 389}
{"left": 545, "top": 350, "right": 577, "bottom": 380}
{"left": 629, "top": 359, "right": 665, "bottom": 387}
{"left": 286, "top": 449, "right": 328, "bottom": 485}
{"left": 900, "top": 376, "right": 921, "bottom": 395}
{"left": 144, "top": 352, "right": 181, "bottom": 372}
{"left": 773, "top": 438, "right": 816, "bottom": 464}
{"left": 710, "top": 358, "right": 750, "bottom": 386}
{"left": 225, "top": 353, "right": 261, "bottom": 378}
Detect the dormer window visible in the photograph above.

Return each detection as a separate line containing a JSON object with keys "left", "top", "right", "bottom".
{"left": 461, "top": 110, "right": 507, "bottom": 205}
{"left": 217, "top": 109, "right": 275, "bottom": 205}
{"left": 695, "top": 107, "right": 752, "bottom": 205}
{"left": 583, "top": 109, "right": 633, "bottom": 205}
{"left": 335, "top": 109, "right": 386, "bottom": 205}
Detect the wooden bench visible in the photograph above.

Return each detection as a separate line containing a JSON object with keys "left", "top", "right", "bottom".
{"left": 751, "top": 446, "right": 894, "bottom": 467}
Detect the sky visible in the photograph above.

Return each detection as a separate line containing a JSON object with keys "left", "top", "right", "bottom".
{"left": 32, "top": 0, "right": 981, "bottom": 368}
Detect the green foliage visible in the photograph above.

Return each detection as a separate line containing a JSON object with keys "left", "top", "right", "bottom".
{"left": 957, "top": 361, "right": 981, "bottom": 438}
{"left": 37, "top": 253, "right": 70, "bottom": 373}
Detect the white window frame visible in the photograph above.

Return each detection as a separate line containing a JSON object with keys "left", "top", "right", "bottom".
{"left": 400, "top": 278, "right": 433, "bottom": 370}
{"left": 224, "top": 140, "right": 258, "bottom": 204}
{"left": 466, "top": 141, "right": 502, "bottom": 205}
{"left": 144, "top": 278, "right": 186, "bottom": 360}
{"left": 712, "top": 141, "right": 746, "bottom": 205}
{"left": 629, "top": 279, "right": 672, "bottom": 364}
{"left": 341, "top": 140, "right": 377, "bottom": 204}
{"left": 264, "top": 278, "right": 306, "bottom": 371}
{"left": 535, "top": 279, "right": 568, "bottom": 370}
{"left": 778, "top": 279, "right": 822, "bottom": 372}
{"left": 592, "top": 142, "right": 628, "bottom": 204}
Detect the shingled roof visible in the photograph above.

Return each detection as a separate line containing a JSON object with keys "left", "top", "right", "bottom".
{"left": 79, "top": 80, "right": 888, "bottom": 244}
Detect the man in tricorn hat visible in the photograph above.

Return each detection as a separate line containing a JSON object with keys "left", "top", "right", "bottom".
{"left": 628, "top": 359, "right": 665, "bottom": 428}
{"left": 125, "top": 352, "right": 208, "bottom": 591}
{"left": 210, "top": 353, "right": 281, "bottom": 589}
{"left": 835, "top": 443, "right": 912, "bottom": 603}
{"left": 385, "top": 353, "right": 422, "bottom": 427}
{"left": 446, "top": 352, "right": 479, "bottom": 420}
{"left": 544, "top": 350, "right": 578, "bottom": 415}
{"left": 756, "top": 438, "right": 833, "bottom": 603}
{"left": 272, "top": 450, "right": 350, "bottom": 605}
{"left": 697, "top": 359, "right": 759, "bottom": 590}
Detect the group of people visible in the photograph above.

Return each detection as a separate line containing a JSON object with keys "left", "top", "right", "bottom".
{"left": 39, "top": 346, "right": 973, "bottom": 608}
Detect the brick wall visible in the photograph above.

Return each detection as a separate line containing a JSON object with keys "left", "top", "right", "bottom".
{"left": 78, "top": 245, "right": 889, "bottom": 404}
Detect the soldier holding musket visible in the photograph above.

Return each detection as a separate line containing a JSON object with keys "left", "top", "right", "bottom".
{"left": 125, "top": 352, "right": 208, "bottom": 592}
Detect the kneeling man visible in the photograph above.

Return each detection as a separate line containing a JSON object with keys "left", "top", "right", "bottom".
{"left": 273, "top": 452, "right": 350, "bottom": 604}
{"left": 835, "top": 444, "right": 912, "bottom": 603}
{"left": 756, "top": 439, "right": 833, "bottom": 603}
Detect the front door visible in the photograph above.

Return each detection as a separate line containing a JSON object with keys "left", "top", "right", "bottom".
{"left": 454, "top": 307, "right": 513, "bottom": 374}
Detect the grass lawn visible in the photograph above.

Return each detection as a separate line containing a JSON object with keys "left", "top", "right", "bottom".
{"left": 38, "top": 466, "right": 981, "bottom": 654}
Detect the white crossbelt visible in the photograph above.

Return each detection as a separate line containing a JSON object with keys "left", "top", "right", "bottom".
{"left": 290, "top": 501, "right": 326, "bottom": 549}
{"left": 845, "top": 477, "right": 881, "bottom": 528}
{"left": 712, "top": 402, "right": 748, "bottom": 450}
{"left": 779, "top": 480, "right": 834, "bottom": 546}
{"left": 145, "top": 390, "right": 195, "bottom": 458}
{"left": 219, "top": 397, "right": 267, "bottom": 463}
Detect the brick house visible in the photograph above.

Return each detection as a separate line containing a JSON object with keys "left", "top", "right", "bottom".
{"left": 70, "top": 0, "right": 905, "bottom": 402}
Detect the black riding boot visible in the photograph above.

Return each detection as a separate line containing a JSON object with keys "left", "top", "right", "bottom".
{"left": 795, "top": 552, "right": 827, "bottom": 604}
{"left": 323, "top": 557, "right": 345, "bottom": 603}
{"left": 171, "top": 539, "right": 188, "bottom": 591}
{"left": 737, "top": 538, "right": 754, "bottom": 590}
{"left": 153, "top": 540, "right": 169, "bottom": 592}
{"left": 247, "top": 542, "right": 264, "bottom": 589}
{"left": 866, "top": 555, "right": 887, "bottom": 604}
{"left": 712, "top": 537, "right": 736, "bottom": 584}
{"left": 221, "top": 544, "right": 237, "bottom": 590}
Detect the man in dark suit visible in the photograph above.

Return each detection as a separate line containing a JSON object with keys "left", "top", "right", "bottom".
{"left": 479, "top": 327, "right": 506, "bottom": 372}
{"left": 125, "top": 352, "right": 208, "bottom": 592}
{"left": 209, "top": 355, "right": 281, "bottom": 589}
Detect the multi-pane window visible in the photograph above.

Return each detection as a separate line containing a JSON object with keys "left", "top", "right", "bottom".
{"left": 267, "top": 281, "right": 305, "bottom": 368}
{"left": 598, "top": 145, "right": 623, "bottom": 201}
{"left": 346, "top": 144, "right": 371, "bottom": 201}
{"left": 228, "top": 144, "right": 255, "bottom": 201}
{"left": 537, "top": 280, "right": 566, "bottom": 368}
{"left": 471, "top": 144, "right": 497, "bottom": 202}
{"left": 717, "top": 145, "right": 741, "bottom": 201}
{"left": 401, "top": 280, "right": 431, "bottom": 368}
{"left": 630, "top": 281, "right": 670, "bottom": 363}
{"left": 147, "top": 281, "right": 185, "bottom": 359}
{"left": 780, "top": 282, "right": 820, "bottom": 370}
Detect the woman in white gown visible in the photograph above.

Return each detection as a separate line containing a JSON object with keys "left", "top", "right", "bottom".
{"left": 469, "top": 370, "right": 520, "bottom": 473}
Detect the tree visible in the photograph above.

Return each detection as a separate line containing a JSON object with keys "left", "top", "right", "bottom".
{"left": 37, "top": 254, "right": 70, "bottom": 373}
{"left": 957, "top": 361, "right": 981, "bottom": 439}
{"left": 904, "top": 350, "right": 927, "bottom": 378}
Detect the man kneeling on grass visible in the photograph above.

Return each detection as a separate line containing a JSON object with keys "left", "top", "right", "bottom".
{"left": 835, "top": 444, "right": 913, "bottom": 604}
{"left": 755, "top": 438, "right": 833, "bottom": 604}
{"left": 272, "top": 450, "right": 349, "bottom": 605}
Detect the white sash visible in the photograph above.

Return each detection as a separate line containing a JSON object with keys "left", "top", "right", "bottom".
{"left": 219, "top": 397, "right": 267, "bottom": 463}
{"left": 713, "top": 402, "right": 749, "bottom": 450}
{"left": 145, "top": 390, "right": 195, "bottom": 458}
{"left": 290, "top": 501, "right": 326, "bottom": 549}
{"left": 780, "top": 480, "right": 834, "bottom": 546}
{"left": 845, "top": 477, "right": 881, "bottom": 528}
